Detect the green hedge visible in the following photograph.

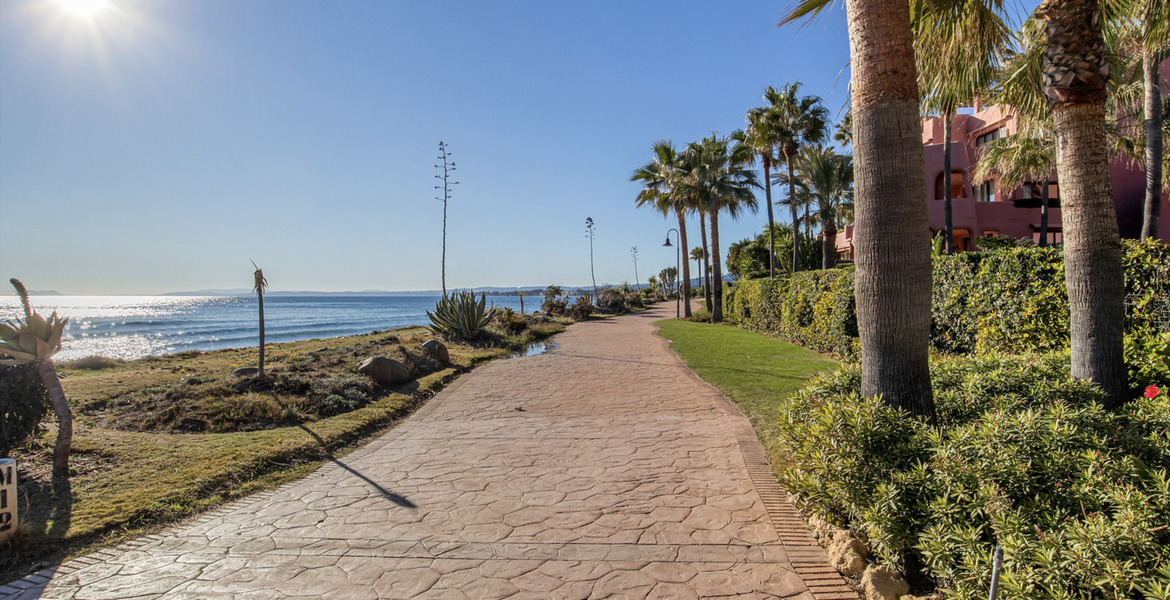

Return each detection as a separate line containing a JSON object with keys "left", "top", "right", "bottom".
{"left": 726, "top": 239, "right": 1169, "bottom": 362}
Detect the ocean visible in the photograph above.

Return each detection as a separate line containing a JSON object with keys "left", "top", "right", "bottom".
{"left": 0, "top": 295, "right": 534, "bottom": 361}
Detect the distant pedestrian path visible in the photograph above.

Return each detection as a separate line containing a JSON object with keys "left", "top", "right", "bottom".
{"left": 4, "top": 303, "right": 854, "bottom": 599}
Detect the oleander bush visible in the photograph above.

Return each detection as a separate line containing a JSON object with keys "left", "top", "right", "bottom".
{"left": 780, "top": 354, "right": 1170, "bottom": 600}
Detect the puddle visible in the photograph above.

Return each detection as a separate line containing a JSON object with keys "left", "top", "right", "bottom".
{"left": 509, "top": 339, "right": 558, "bottom": 358}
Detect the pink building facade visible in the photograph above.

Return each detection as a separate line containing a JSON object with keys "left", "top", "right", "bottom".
{"left": 835, "top": 95, "right": 1169, "bottom": 258}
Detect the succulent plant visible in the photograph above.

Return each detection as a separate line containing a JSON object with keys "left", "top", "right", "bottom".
{"left": 427, "top": 291, "right": 494, "bottom": 339}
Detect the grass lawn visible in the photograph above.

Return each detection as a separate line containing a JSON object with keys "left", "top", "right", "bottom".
{"left": 3, "top": 318, "right": 565, "bottom": 582}
{"left": 654, "top": 318, "right": 841, "bottom": 463}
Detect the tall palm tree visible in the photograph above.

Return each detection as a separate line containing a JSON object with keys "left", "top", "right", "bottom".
{"left": 913, "top": 0, "right": 1013, "bottom": 254}
{"left": 632, "top": 141, "right": 693, "bottom": 317}
{"left": 678, "top": 135, "right": 760, "bottom": 323}
{"left": 734, "top": 93, "right": 785, "bottom": 277}
{"left": 0, "top": 279, "right": 71, "bottom": 472}
{"left": 1036, "top": 0, "right": 1129, "bottom": 406}
{"left": 783, "top": 0, "right": 936, "bottom": 421}
{"left": 769, "top": 82, "right": 830, "bottom": 274}
{"left": 834, "top": 113, "right": 853, "bottom": 149}
{"left": 690, "top": 245, "right": 708, "bottom": 309}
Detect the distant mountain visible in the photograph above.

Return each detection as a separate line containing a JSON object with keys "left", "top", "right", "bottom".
{"left": 162, "top": 287, "right": 569, "bottom": 297}
{"left": 28, "top": 290, "right": 63, "bottom": 296}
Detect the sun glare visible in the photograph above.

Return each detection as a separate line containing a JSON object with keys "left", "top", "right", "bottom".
{"left": 56, "top": 0, "right": 110, "bottom": 18}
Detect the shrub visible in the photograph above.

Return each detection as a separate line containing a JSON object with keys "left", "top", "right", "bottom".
{"left": 427, "top": 291, "right": 494, "bottom": 339}
{"left": 597, "top": 288, "right": 628, "bottom": 314}
{"left": 0, "top": 365, "right": 50, "bottom": 457}
{"left": 568, "top": 295, "right": 595, "bottom": 321}
{"left": 780, "top": 355, "right": 1170, "bottom": 600}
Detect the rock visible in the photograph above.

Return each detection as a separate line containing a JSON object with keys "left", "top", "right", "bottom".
{"left": 828, "top": 530, "right": 869, "bottom": 577}
{"left": 232, "top": 367, "right": 259, "bottom": 377}
{"left": 861, "top": 565, "right": 910, "bottom": 600}
{"left": 357, "top": 357, "right": 411, "bottom": 384}
{"left": 420, "top": 339, "right": 450, "bottom": 363}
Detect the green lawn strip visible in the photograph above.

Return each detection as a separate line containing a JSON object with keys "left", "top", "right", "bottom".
{"left": 653, "top": 319, "right": 840, "bottom": 465}
{"left": 4, "top": 322, "right": 564, "bottom": 581}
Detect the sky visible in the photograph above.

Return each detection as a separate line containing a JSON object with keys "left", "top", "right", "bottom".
{"left": 0, "top": 0, "right": 862, "bottom": 294}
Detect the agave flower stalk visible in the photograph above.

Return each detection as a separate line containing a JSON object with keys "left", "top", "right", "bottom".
{"left": 0, "top": 279, "right": 71, "bottom": 472}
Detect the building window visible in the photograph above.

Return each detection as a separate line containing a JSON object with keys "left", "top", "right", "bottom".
{"left": 1032, "top": 229, "right": 1063, "bottom": 246}
{"left": 934, "top": 171, "right": 967, "bottom": 200}
{"left": 973, "top": 180, "right": 995, "bottom": 202}
{"left": 975, "top": 127, "right": 1004, "bottom": 147}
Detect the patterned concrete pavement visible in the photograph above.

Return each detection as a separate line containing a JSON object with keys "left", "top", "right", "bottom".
{"left": 3, "top": 303, "right": 855, "bottom": 599}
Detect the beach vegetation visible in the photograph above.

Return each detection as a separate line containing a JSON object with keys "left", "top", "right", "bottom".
{"left": 426, "top": 290, "right": 494, "bottom": 340}
{"left": 0, "top": 278, "right": 73, "bottom": 473}
{"left": 585, "top": 217, "right": 599, "bottom": 299}
{"left": 434, "top": 141, "right": 459, "bottom": 297}
{"left": 0, "top": 365, "right": 50, "bottom": 458}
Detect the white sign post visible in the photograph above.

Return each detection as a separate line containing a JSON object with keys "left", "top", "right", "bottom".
{"left": 0, "top": 458, "right": 16, "bottom": 542}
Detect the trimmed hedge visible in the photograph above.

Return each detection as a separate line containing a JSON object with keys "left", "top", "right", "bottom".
{"left": 726, "top": 239, "right": 1169, "bottom": 362}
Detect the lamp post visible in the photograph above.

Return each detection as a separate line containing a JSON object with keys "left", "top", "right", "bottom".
{"left": 663, "top": 229, "right": 680, "bottom": 318}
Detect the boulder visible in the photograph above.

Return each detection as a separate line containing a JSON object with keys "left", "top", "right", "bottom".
{"left": 232, "top": 367, "right": 259, "bottom": 377}
{"left": 828, "top": 530, "right": 869, "bottom": 577}
{"left": 420, "top": 339, "right": 450, "bottom": 363}
{"left": 861, "top": 565, "right": 910, "bottom": 600}
{"left": 357, "top": 357, "right": 411, "bottom": 384}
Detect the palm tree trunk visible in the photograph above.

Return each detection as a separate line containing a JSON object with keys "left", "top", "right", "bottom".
{"left": 1141, "top": 49, "right": 1162, "bottom": 241}
{"left": 257, "top": 288, "right": 265, "bottom": 378}
{"left": 823, "top": 220, "right": 837, "bottom": 269}
{"left": 699, "top": 214, "right": 712, "bottom": 312}
{"left": 36, "top": 360, "right": 71, "bottom": 473}
{"left": 943, "top": 110, "right": 955, "bottom": 254}
{"left": 764, "top": 156, "right": 776, "bottom": 277}
{"left": 1042, "top": 0, "right": 1128, "bottom": 407}
{"left": 845, "top": 0, "right": 935, "bottom": 421}
{"left": 1053, "top": 102, "right": 1129, "bottom": 406}
{"left": 1039, "top": 178, "right": 1050, "bottom": 247}
{"left": 678, "top": 211, "right": 692, "bottom": 317}
{"left": 710, "top": 210, "right": 724, "bottom": 323}
{"left": 787, "top": 156, "right": 800, "bottom": 273}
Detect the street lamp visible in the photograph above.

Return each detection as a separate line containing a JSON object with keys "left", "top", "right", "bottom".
{"left": 663, "top": 229, "right": 680, "bottom": 318}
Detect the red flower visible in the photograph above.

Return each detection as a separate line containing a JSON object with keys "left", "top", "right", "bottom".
{"left": 1146, "top": 385, "right": 1160, "bottom": 399}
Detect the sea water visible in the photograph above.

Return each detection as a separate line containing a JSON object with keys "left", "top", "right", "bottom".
{"left": 0, "top": 295, "right": 532, "bottom": 361}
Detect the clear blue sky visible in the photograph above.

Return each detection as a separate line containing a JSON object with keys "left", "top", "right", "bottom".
{"left": 1, "top": 0, "right": 857, "bottom": 294}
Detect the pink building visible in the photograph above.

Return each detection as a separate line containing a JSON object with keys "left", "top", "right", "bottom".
{"left": 835, "top": 95, "right": 1169, "bottom": 258}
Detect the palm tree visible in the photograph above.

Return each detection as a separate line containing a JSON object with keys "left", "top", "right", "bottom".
{"left": 0, "top": 279, "right": 71, "bottom": 472}
{"left": 1036, "top": 0, "right": 1129, "bottom": 406}
{"left": 783, "top": 0, "right": 936, "bottom": 421}
{"left": 678, "top": 135, "right": 760, "bottom": 323}
{"left": 734, "top": 93, "right": 786, "bottom": 277}
{"left": 913, "top": 0, "right": 1013, "bottom": 254}
{"left": 632, "top": 141, "right": 693, "bottom": 316}
{"left": 252, "top": 262, "right": 268, "bottom": 379}
{"left": 690, "top": 246, "right": 707, "bottom": 306}
{"left": 834, "top": 113, "right": 853, "bottom": 149}
{"left": 973, "top": 125, "right": 1056, "bottom": 246}
{"left": 769, "top": 82, "right": 829, "bottom": 274}
{"left": 796, "top": 146, "right": 855, "bottom": 268}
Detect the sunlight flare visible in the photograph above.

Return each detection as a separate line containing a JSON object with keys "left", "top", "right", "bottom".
{"left": 55, "top": 0, "right": 110, "bottom": 18}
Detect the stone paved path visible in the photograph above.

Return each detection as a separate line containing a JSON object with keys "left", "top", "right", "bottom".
{"left": 3, "top": 304, "right": 855, "bottom": 600}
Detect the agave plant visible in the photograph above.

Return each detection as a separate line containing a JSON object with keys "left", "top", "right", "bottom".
{"left": 0, "top": 278, "right": 72, "bottom": 472}
{"left": 427, "top": 291, "right": 494, "bottom": 339}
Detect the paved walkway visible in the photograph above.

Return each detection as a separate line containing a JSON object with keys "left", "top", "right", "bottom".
{"left": 4, "top": 304, "right": 854, "bottom": 600}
